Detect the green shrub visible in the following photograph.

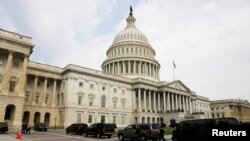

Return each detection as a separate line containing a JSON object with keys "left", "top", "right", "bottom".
{"left": 164, "top": 127, "right": 175, "bottom": 135}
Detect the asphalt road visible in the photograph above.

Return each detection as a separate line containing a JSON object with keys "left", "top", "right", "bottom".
{"left": 1, "top": 129, "right": 172, "bottom": 141}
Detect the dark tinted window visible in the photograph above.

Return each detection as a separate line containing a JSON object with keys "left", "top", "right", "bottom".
{"left": 140, "top": 124, "right": 150, "bottom": 129}
{"left": 151, "top": 124, "right": 161, "bottom": 129}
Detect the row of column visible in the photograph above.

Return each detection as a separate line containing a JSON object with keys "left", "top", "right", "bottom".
{"left": 29, "top": 76, "right": 58, "bottom": 107}
{"left": 1, "top": 50, "right": 28, "bottom": 96}
{"left": 104, "top": 60, "right": 159, "bottom": 78}
{"left": 132, "top": 89, "right": 194, "bottom": 114}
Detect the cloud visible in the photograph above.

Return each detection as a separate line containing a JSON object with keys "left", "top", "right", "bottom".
{"left": 1, "top": 0, "right": 249, "bottom": 101}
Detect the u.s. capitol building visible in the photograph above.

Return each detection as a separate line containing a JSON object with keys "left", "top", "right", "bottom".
{"left": 0, "top": 8, "right": 210, "bottom": 129}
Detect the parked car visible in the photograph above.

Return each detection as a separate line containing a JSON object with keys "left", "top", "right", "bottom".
{"left": 66, "top": 123, "right": 88, "bottom": 135}
{"left": 83, "top": 123, "right": 117, "bottom": 138}
{"left": 34, "top": 123, "right": 48, "bottom": 131}
{"left": 117, "top": 123, "right": 161, "bottom": 141}
{"left": 172, "top": 117, "right": 241, "bottom": 141}
{"left": 0, "top": 122, "right": 8, "bottom": 133}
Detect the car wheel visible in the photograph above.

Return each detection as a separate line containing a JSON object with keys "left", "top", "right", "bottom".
{"left": 97, "top": 133, "right": 102, "bottom": 138}
{"left": 118, "top": 134, "right": 124, "bottom": 141}
{"left": 107, "top": 135, "right": 111, "bottom": 138}
{"left": 141, "top": 135, "right": 147, "bottom": 141}
{"left": 66, "top": 131, "right": 69, "bottom": 134}
{"left": 84, "top": 132, "right": 88, "bottom": 137}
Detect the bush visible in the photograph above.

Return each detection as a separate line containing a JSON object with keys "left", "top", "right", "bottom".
{"left": 164, "top": 127, "right": 175, "bottom": 135}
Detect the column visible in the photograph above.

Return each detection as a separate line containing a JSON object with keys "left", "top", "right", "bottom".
{"left": 144, "top": 62, "right": 147, "bottom": 75}
{"left": 132, "top": 90, "right": 136, "bottom": 110}
{"left": 133, "top": 61, "right": 136, "bottom": 74}
{"left": 108, "top": 64, "right": 111, "bottom": 74}
{"left": 149, "top": 91, "right": 152, "bottom": 112}
{"left": 17, "top": 54, "right": 29, "bottom": 97}
{"left": 153, "top": 91, "right": 156, "bottom": 113}
{"left": 117, "top": 62, "right": 120, "bottom": 74}
{"left": 123, "top": 61, "right": 125, "bottom": 74}
{"left": 157, "top": 92, "right": 161, "bottom": 112}
{"left": 42, "top": 78, "right": 48, "bottom": 106}
{"left": 179, "top": 95, "right": 182, "bottom": 110}
{"left": 189, "top": 98, "right": 192, "bottom": 114}
{"left": 128, "top": 61, "right": 131, "bottom": 74}
{"left": 2, "top": 50, "right": 14, "bottom": 92}
{"left": 175, "top": 94, "right": 178, "bottom": 110}
{"left": 138, "top": 89, "right": 141, "bottom": 112}
{"left": 171, "top": 93, "right": 174, "bottom": 111}
{"left": 31, "top": 76, "right": 38, "bottom": 105}
{"left": 186, "top": 96, "right": 189, "bottom": 113}
{"left": 51, "top": 79, "right": 57, "bottom": 107}
{"left": 163, "top": 92, "right": 166, "bottom": 112}
{"left": 167, "top": 92, "right": 170, "bottom": 111}
{"left": 139, "top": 61, "right": 141, "bottom": 74}
{"left": 143, "top": 90, "right": 146, "bottom": 111}
{"left": 112, "top": 62, "right": 115, "bottom": 74}
{"left": 149, "top": 64, "right": 152, "bottom": 76}
{"left": 182, "top": 96, "right": 186, "bottom": 112}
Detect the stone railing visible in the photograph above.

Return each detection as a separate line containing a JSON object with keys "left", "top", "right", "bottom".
{"left": 0, "top": 28, "right": 32, "bottom": 44}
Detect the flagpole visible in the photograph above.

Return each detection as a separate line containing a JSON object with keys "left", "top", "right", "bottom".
{"left": 173, "top": 60, "right": 176, "bottom": 81}
{"left": 173, "top": 66, "right": 175, "bottom": 81}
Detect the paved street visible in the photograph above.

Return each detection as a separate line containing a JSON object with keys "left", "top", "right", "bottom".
{"left": 0, "top": 129, "right": 172, "bottom": 141}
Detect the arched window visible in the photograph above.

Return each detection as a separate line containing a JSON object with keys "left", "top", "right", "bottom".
{"left": 101, "top": 95, "right": 106, "bottom": 107}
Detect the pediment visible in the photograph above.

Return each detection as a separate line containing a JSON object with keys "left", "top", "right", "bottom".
{"left": 167, "top": 80, "right": 191, "bottom": 92}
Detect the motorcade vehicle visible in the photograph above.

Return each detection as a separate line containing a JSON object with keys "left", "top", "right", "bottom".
{"left": 172, "top": 117, "right": 241, "bottom": 141}
{"left": 117, "top": 123, "right": 161, "bottom": 141}
{"left": 0, "top": 122, "right": 8, "bottom": 133}
{"left": 83, "top": 123, "right": 117, "bottom": 138}
{"left": 66, "top": 123, "right": 88, "bottom": 135}
{"left": 34, "top": 123, "right": 48, "bottom": 131}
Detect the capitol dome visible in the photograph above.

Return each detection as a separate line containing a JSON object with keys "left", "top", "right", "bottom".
{"left": 102, "top": 6, "right": 160, "bottom": 81}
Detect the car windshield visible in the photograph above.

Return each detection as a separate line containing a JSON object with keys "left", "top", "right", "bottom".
{"left": 151, "top": 124, "right": 161, "bottom": 129}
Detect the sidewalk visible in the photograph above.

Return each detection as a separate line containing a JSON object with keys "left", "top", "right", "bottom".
{"left": 0, "top": 134, "right": 20, "bottom": 141}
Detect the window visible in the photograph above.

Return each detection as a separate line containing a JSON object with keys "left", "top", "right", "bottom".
{"left": 217, "top": 113, "right": 220, "bottom": 117}
{"left": 37, "top": 81, "right": 41, "bottom": 87}
{"left": 121, "top": 116, "right": 125, "bottom": 124}
{"left": 101, "top": 115, "right": 105, "bottom": 123}
{"left": 211, "top": 108, "right": 214, "bottom": 110}
{"left": 13, "top": 61, "right": 19, "bottom": 68}
{"left": 35, "top": 93, "right": 39, "bottom": 104}
{"left": 221, "top": 107, "right": 224, "bottom": 110}
{"left": 45, "top": 96, "right": 48, "bottom": 104}
{"left": 61, "top": 93, "right": 64, "bottom": 105}
{"left": 9, "top": 81, "right": 16, "bottom": 92}
{"left": 113, "top": 116, "right": 117, "bottom": 124}
{"left": 25, "top": 91, "right": 29, "bottom": 103}
{"left": 90, "top": 84, "right": 94, "bottom": 89}
{"left": 89, "top": 97, "right": 93, "bottom": 106}
{"left": 47, "top": 83, "right": 50, "bottom": 88}
{"left": 79, "top": 82, "right": 83, "bottom": 87}
{"left": 121, "top": 101, "right": 125, "bottom": 110}
{"left": 57, "top": 94, "right": 60, "bottom": 105}
{"left": 0, "top": 57, "right": 3, "bottom": 65}
{"left": 77, "top": 113, "right": 81, "bottom": 123}
{"left": 101, "top": 95, "right": 106, "bottom": 107}
{"left": 113, "top": 100, "right": 117, "bottom": 109}
{"left": 78, "top": 96, "right": 82, "bottom": 105}
{"left": 102, "top": 87, "right": 105, "bottom": 91}
{"left": 222, "top": 112, "right": 225, "bottom": 118}
{"left": 113, "top": 88, "right": 117, "bottom": 93}
{"left": 88, "top": 115, "right": 92, "bottom": 123}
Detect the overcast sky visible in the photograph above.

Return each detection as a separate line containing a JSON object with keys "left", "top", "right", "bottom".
{"left": 1, "top": 0, "right": 250, "bottom": 101}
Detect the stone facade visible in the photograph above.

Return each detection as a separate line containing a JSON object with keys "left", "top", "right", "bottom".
{"left": 0, "top": 9, "right": 211, "bottom": 130}
{"left": 210, "top": 99, "right": 250, "bottom": 122}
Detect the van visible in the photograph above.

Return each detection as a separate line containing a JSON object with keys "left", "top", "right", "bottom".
{"left": 83, "top": 123, "right": 117, "bottom": 138}
{"left": 172, "top": 118, "right": 241, "bottom": 141}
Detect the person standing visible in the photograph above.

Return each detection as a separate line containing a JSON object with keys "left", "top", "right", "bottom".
{"left": 159, "top": 126, "right": 166, "bottom": 141}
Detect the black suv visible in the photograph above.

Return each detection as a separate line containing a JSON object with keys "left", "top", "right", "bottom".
{"left": 66, "top": 123, "right": 88, "bottom": 135}
{"left": 0, "top": 122, "right": 8, "bottom": 133}
{"left": 83, "top": 123, "right": 117, "bottom": 138}
{"left": 34, "top": 123, "right": 48, "bottom": 131}
{"left": 172, "top": 117, "right": 241, "bottom": 141}
{"left": 117, "top": 123, "right": 161, "bottom": 141}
